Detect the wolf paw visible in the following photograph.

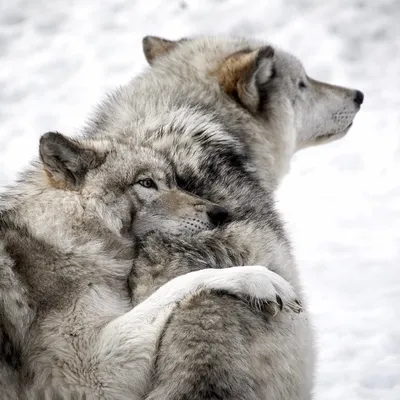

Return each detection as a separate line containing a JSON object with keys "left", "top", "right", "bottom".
{"left": 156, "top": 266, "right": 302, "bottom": 317}
{"left": 219, "top": 265, "right": 303, "bottom": 315}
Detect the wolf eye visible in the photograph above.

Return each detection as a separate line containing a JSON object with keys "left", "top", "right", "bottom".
{"left": 138, "top": 179, "right": 157, "bottom": 189}
{"left": 298, "top": 81, "right": 306, "bottom": 89}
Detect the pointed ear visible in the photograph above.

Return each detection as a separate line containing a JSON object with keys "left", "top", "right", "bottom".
{"left": 39, "top": 132, "right": 104, "bottom": 190}
{"left": 217, "top": 46, "right": 275, "bottom": 113}
{"left": 142, "top": 36, "right": 182, "bottom": 65}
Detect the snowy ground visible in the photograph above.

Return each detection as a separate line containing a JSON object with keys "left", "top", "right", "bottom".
{"left": 0, "top": 1, "right": 399, "bottom": 398}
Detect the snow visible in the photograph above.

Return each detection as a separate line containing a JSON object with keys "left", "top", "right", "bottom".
{"left": 0, "top": 1, "right": 399, "bottom": 398}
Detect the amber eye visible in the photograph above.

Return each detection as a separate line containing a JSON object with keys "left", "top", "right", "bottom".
{"left": 138, "top": 178, "right": 157, "bottom": 189}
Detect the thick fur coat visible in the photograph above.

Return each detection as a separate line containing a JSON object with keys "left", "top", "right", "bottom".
{"left": 84, "top": 36, "right": 363, "bottom": 399}
{"left": 0, "top": 35, "right": 363, "bottom": 399}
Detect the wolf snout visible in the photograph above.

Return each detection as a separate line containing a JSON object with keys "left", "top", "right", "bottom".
{"left": 206, "top": 205, "right": 230, "bottom": 226}
{"left": 353, "top": 90, "right": 364, "bottom": 106}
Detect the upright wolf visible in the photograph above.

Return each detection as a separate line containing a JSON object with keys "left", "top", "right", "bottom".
{"left": 83, "top": 36, "right": 363, "bottom": 399}
{"left": 0, "top": 132, "right": 298, "bottom": 399}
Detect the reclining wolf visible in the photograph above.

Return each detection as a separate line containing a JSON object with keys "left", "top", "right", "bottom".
{"left": 87, "top": 36, "right": 363, "bottom": 399}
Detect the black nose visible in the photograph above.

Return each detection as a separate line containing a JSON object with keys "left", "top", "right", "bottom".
{"left": 354, "top": 90, "right": 364, "bottom": 106}
{"left": 207, "top": 206, "right": 229, "bottom": 226}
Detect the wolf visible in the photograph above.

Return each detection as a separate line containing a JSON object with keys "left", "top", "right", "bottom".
{"left": 80, "top": 35, "right": 364, "bottom": 399}
{"left": 0, "top": 132, "right": 300, "bottom": 399}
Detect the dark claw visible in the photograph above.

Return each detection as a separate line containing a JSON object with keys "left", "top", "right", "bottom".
{"left": 276, "top": 295, "right": 283, "bottom": 310}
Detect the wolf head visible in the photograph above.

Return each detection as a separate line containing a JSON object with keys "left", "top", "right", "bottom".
{"left": 39, "top": 132, "right": 229, "bottom": 238}
{"left": 141, "top": 36, "right": 363, "bottom": 179}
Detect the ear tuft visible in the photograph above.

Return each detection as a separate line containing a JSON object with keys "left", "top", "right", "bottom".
{"left": 142, "top": 36, "right": 179, "bottom": 65}
{"left": 39, "top": 132, "right": 103, "bottom": 190}
{"left": 218, "top": 45, "right": 275, "bottom": 113}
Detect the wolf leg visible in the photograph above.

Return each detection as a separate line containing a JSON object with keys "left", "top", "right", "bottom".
{"left": 144, "top": 268, "right": 303, "bottom": 400}
{"left": 93, "top": 266, "right": 300, "bottom": 399}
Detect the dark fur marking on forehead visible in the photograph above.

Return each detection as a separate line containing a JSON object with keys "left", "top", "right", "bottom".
{"left": 141, "top": 116, "right": 287, "bottom": 240}
{"left": 141, "top": 109, "right": 286, "bottom": 234}
{"left": 172, "top": 135, "right": 286, "bottom": 238}
{"left": 175, "top": 142, "right": 249, "bottom": 201}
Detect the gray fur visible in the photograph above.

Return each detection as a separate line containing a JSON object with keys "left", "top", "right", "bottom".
{"left": 0, "top": 132, "right": 297, "bottom": 398}
{"left": 0, "top": 35, "right": 363, "bottom": 399}
{"left": 84, "top": 35, "right": 362, "bottom": 399}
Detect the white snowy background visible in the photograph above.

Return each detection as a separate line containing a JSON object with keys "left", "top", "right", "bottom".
{"left": 0, "top": 1, "right": 399, "bottom": 399}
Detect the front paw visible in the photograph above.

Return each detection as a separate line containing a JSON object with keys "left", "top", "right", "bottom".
{"left": 233, "top": 266, "right": 303, "bottom": 316}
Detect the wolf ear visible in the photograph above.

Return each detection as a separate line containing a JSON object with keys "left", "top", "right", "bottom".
{"left": 142, "top": 36, "right": 182, "bottom": 65}
{"left": 217, "top": 46, "right": 275, "bottom": 113}
{"left": 39, "top": 132, "right": 103, "bottom": 190}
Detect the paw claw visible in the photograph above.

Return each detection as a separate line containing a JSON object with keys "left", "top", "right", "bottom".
{"left": 270, "top": 302, "right": 279, "bottom": 317}
{"left": 276, "top": 295, "right": 283, "bottom": 311}
{"left": 232, "top": 266, "right": 304, "bottom": 317}
{"left": 286, "top": 300, "right": 303, "bottom": 314}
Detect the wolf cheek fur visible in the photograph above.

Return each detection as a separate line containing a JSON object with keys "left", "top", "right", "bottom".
{"left": 86, "top": 35, "right": 363, "bottom": 399}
